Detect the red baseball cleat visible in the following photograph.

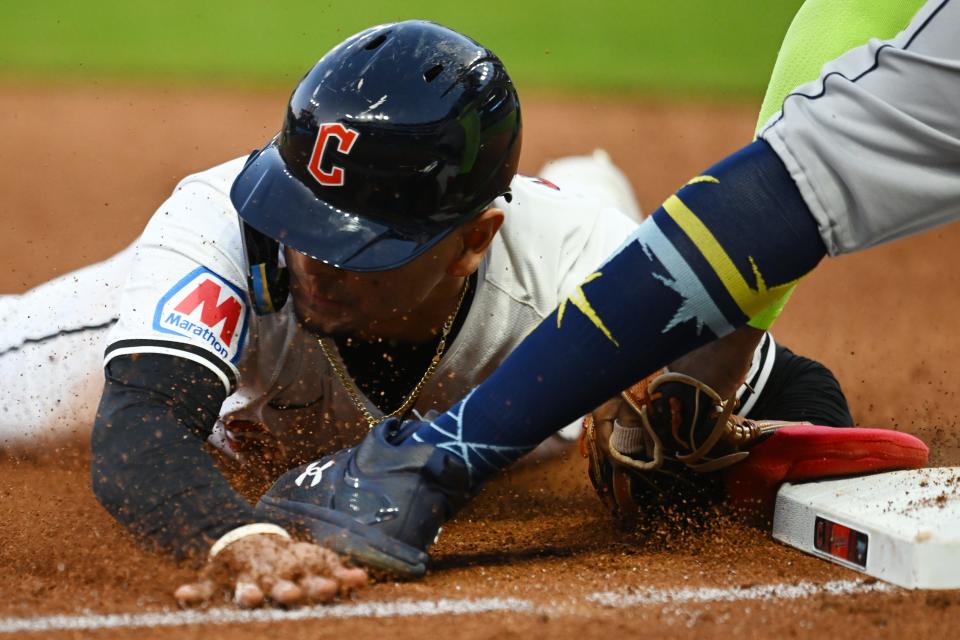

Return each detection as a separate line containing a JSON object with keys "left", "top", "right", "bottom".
{"left": 724, "top": 425, "right": 929, "bottom": 520}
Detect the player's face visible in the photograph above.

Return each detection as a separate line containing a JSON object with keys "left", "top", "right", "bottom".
{"left": 284, "top": 237, "right": 462, "bottom": 340}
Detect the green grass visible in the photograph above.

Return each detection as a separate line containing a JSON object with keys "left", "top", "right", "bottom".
{"left": 0, "top": 1, "right": 804, "bottom": 97}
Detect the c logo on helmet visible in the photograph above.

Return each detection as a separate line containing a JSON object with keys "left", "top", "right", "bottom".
{"left": 308, "top": 123, "right": 360, "bottom": 187}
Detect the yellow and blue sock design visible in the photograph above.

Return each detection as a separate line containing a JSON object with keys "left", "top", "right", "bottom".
{"left": 411, "top": 140, "right": 826, "bottom": 483}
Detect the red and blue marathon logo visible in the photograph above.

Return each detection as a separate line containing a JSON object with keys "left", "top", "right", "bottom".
{"left": 153, "top": 267, "right": 249, "bottom": 363}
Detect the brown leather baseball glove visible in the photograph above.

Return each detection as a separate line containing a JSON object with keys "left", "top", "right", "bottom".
{"left": 580, "top": 369, "right": 794, "bottom": 523}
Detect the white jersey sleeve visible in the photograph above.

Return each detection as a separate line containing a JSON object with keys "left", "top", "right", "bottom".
{"left": 760, "top": 0, "right": 960, "bottom": 256}
{"left": 104, "top": 157, "right": 252, "bottom": 393}
{"left": 491, "top": 175, "right": 640, "bottom": 314}
{"left": 555, "top": 204, "right": 638, "bottom": 301}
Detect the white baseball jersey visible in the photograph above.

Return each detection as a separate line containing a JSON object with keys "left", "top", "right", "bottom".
{"left": 760, "top": 0, "right": 960, "bottom": 255}
{"left": 0, "top": 153, "right": 778, "bottom": 458}
{"left": 100, "top": 156, "right": 644, "bottom": 462}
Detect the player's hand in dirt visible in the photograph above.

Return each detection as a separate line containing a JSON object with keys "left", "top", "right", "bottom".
{"left": 174, "top": 533, "right": 368, "bottom": 608}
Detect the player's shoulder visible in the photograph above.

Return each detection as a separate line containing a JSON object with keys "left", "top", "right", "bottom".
{"left": 503, "top": 173, "right": 606, "bottom": 223}
{"left": 497, "top": 174, "right": 635, "bottom": 249}
{"left": 173, "top": 156, "right": 249, "bottom": 195}
{"left": 483, "top": 174, "right": 637, "bottom": 314}
{"left": 133, "top": 156, "right": 250, "bottom": 287}
{"left": 108, "top": 156, "right": 256, "bottom": 392}
{"left": 140, "top": 156, "right": 248, "bottom": 244}
{"left": 153, "top": 155, "right": 248, "bottom": 224}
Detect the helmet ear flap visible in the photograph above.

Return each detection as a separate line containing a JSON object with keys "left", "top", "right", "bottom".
{"left": 241, "top": 219, "right": 289, "bottom": 315}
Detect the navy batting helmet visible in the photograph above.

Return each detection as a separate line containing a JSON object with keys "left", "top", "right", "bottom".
{"left": 232, "top": 20, "right": 522, "bottom": 312}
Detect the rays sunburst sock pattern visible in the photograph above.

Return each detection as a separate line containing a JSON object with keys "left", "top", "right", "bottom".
{"left": 409, "top": 140, "right": 826, "bottom": 485}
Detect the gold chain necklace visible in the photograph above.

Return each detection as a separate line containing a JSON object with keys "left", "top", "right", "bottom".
{"left": 318, "top": 279, "right": 469, "bottom": 429}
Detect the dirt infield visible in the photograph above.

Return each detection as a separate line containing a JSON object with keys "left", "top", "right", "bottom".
{"left": 2, "top": 84, "right": 960, "bottom": 639}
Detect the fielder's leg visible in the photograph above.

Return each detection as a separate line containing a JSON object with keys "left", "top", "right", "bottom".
{"left": 541, "top": 151, "right": 762, "bottom": 401}
{"left": 411, "top": 140, "right": 827, "bottom": 485}
{"left": 0, "top": 245, "right": 133, "bottom": 450}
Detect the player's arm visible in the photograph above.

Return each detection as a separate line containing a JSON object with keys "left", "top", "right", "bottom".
{"left": 740, "top": 342, "right": 853, "bottom": 427}
{"left": 90, "top": 352, "right": 367, "bottom": 606}
{"left": 90, "top": 174, "right": 367, "bottom": 606}
{"left": 87, "top": 175, "right": 262, "bottom": 559}
{"left": 90, "top": 353, "right": 250, "bottom": 558}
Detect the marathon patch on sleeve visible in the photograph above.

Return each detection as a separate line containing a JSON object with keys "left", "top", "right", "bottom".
{"left": 152, "top": 267, "right": 249, "bottom": 364}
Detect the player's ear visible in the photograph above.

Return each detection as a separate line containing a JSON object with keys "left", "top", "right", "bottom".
{"left": 446, "top": 208, "right": 504, "bottom": 277}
